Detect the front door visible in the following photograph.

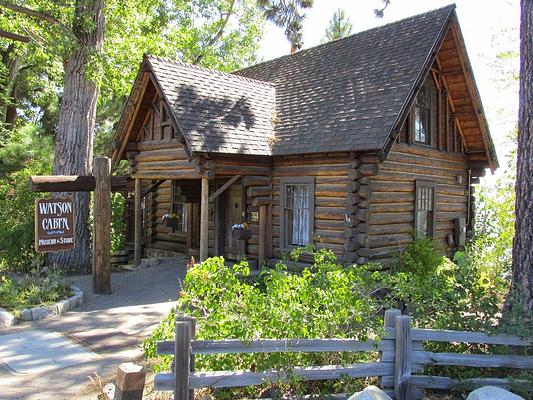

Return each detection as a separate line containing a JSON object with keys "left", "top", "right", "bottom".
{"left": 218, "top": 182, "right": 245, "bottom": 260}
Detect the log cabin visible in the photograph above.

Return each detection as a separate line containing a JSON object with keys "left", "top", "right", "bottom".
{"left": 111, "top": 5, "right": 498, "bottom": 267}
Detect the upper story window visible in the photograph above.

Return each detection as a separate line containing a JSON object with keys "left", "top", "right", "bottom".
{"left": 280, "top": 177, "right": 314, "bottom": 248}
{"left": 414, "top": 86, "right": 431, "bottom": 144}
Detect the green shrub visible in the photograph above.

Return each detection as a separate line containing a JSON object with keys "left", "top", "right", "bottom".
{"left": 0, "top": 159, "right": 51, "bottom": 273}
{"left": 394, "top": 235, "right": 444, "bottom": 278}
{"left": 0, "top": 270, "right": 72, "bottom": 314}
{"left": 385, "top": 236, "right": 504, "bottom": 332}
{"left": 110, "top": 193, "right": 126, "bottom": 252}
{"left": 144, "top": 250, "right": 386, "bottom": 397}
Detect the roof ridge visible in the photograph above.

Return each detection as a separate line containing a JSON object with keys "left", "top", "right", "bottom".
{"left": 145, "top": 55, "right": 276, "bottom": 88}
{"left": 235, "top": 4, "right": 456, "bottom": 75}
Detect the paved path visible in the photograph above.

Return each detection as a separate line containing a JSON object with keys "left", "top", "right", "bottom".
{"left": 0, "top": 258, "right": 188, "bottom": 400}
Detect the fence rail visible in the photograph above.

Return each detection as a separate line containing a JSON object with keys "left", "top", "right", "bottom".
{"left": 154, "top": 309, "right": 533, "bottom": 400}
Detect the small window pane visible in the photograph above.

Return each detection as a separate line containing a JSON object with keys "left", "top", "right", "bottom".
{"left": 416, "top": 183, "right": 435, "bottom": 238}
{"left": 414, "top": 87, "right": 431, "bottom": 144}
{"left": 284, "top": 183, "right": 311, "bottom": 246}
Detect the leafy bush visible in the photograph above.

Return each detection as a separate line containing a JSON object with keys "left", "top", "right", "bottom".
{"left": 144, "top": 240, "right": 515, "bottom": 398}
{"left": 144, "top": 250, "right": 386, "bottom": 397}
{"left": 0, "top": 158, "right": 51, "bottom": 273}
{"left": 385, "top": 242, "right": 504, "bottom": 332}
{"left": 394, "top": 235, "right": 444, "bottom": 278}
{"left": 110, "top": 193, "right": 126, "bottom": 252}
{"left": 0, "top": 271, "right": 72, "bottom": 314}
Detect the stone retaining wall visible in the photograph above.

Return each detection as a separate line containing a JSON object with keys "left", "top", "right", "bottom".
{"left": 0, "top": 286, "right": 84, "bottom": 327}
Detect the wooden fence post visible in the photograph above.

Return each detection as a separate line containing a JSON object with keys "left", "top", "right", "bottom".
{"left": 93, "top": 157, "right": 111, "bottom": 294}
{"left": 174, "top": 317, "right": 193, "bottom": 400}
{"left": 381, "top": 309, "right": 401, "bottom": 396}
{"left": 394, "top": 315, "right": 412, "bottom": 400}
{"left": 114, "top": 362, "right": 146, "bottom": 400}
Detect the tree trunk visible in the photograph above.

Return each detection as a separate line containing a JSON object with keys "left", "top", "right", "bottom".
{"left": 0, "top": 43, "right": 24, "bottom": 133}
{"left": 47, "top": 0, "right": 105, "bottom": 272}
{"left": 507, "top": 0, "right": 533, "bottom": 322}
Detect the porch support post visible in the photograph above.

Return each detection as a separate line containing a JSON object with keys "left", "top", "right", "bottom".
{"left": 259, "top": 205, "right": 267, "bottom": 265}
{"left": 200, "top": 177, "right": 209, "bottom": 262}
{"left": 134, "top": 178, "right": 142, "bottom": 267}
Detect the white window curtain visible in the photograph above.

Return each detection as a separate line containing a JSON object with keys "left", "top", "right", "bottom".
{"left": 286, "top": 184, "right": 310, "bottom": 246}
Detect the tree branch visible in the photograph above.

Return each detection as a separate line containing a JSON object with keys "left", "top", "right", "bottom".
{"left": 0, "top": 1, "right": 73, "bottom": 37}
{"left": 193, "top": 0, "right": 236, "bottom": 65}
{"left": 0, "top": 29, "right": 30, "bottom": 43}
{"left": 374, "top": 0, "right": 391, "bottom": 18}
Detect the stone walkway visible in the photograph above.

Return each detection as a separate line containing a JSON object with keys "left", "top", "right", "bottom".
{"left": 0, "top": 258, "right": 188, "bottom": 400}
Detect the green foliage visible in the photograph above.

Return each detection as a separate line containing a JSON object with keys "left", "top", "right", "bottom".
{"left": 324, "top": 8, "right": 353, "bottom": 42}
{"left": 144, "top": 250, "right": 385, "bottom": 397}
{"left": 0, "top": 270, "right": 72, "bottom": 314}
{"left": 386, "top": 237, "right": 504, "bottom": 332}
{"left": 0, "top": 158, "right": 51, "bottom": 273}
{"left": 0, "top": 123, "right": 54, "bottom": 175}
{"left": 110, "top": 193, "right": 126, "bottom": 252}
{"left": 394, "top": 235, "right": 444, "bottom": 278}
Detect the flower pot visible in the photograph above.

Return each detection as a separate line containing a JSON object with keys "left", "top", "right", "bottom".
{"left": 232, "top": 229, "right": 251, "bottom": 240}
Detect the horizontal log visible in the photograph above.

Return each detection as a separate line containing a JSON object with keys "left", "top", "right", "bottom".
{"left": 29, "top": 175, "right": 130, "bottom": 192}
{"left": 131, "top": 171, "right": 203, "bottom": 180}
{"left": 135, "top": 159, "right": 196, "bottom": 170}
{"left": 315, "top": 207, "right": 345, "bottom": 221}
{"left": 409, "top": 376, "right": 530, "bottom": 391}
{"left": 359, "top": 154, "right": 382, "bottom": 164}
{"left": 135, "top": 148, "right": 188, "bottom": 162}
{"left": 253, "top": 196, "right": 271, "bottom": 206}
{"left": 157, "top": 338, "right": 389, "bottom": 356}
{"left": 155, "top": 362, "right": 394, "bottom": 391}
{"left": 243, "top": 176, "right": 271, "bottom": 187}
{"left": 384, "top": 327, "right": 531, "bottom": 346}
{"left": 369, "top": 223, "right": 412, "bottom": 236}
{"left": 358, "top": 163, "right": 378, "bottom": 176}
{"left": 413, "top": 351, "right": 533, "bottom": 369}
{"left": 136, "top": 139, "right": 184, "bottom": 151}
{"left": 392, "top": 143, "right": 466, "bottom": 162}
{"left": 274, "top": 155, "right": 350, "bottom": 166}
{"left": 387, "top": 149, "right": 467, "bottom": 170}
{"left": 367, "top": 233, "right": 411, "bottom": 249}
{"left": 369, "top": 213, "right": 414, "bottom": 225}
{"left": 370, "top": 203, "right": 414, "bottom": 213}
{"left": 216, "top": 165, "right": 271, "bottom": 176}
{"left": 273, "top": 164, "right": 349, "bottom": 177}
{"left": 247, "top": 186, "right": 271, "bottom": 198}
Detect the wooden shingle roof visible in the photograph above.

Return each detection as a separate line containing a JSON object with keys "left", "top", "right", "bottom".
{"left": 148, "top": 57, "right": 276, "bottom": 155}
{"left": 235, "top": 5, "right": 455, "bottom": 155}
{"left": 113, "top": 4, "right": 497, "bottom": 168}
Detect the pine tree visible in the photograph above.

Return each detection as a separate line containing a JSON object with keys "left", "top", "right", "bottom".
{"left": 324, "top": 8, "right": 353, "bottom": 42}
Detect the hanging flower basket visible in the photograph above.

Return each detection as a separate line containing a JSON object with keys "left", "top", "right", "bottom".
{"left": 162, "top": 213, "right": 180, "bottom": 228}
{"left": 165, "top": 218, "right": 179, "bottom": 228}
{"left": 231, "top": 223, "right": 251, "bottom": 240}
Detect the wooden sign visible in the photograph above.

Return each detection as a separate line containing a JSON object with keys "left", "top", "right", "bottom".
{"left": 35, "top": 197, "right": 75, "bottom": 253}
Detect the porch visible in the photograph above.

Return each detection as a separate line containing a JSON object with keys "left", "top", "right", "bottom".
{"left": 127, "top": 174, "right": 270, "bottom": 267}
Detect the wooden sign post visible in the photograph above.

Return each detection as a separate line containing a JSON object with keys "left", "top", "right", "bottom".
{"left": 29, "top": 157, "right": 126, "bottom": 295}
{"left": 92, "top": 158, "right": 112, "bottom": 294}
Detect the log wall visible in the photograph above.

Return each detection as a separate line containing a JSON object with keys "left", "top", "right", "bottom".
{"left": 271, "top": 153, "right": 352, "bottom": 261}
{"left": 367, "top": 142, "right": 469, "bottom": 265}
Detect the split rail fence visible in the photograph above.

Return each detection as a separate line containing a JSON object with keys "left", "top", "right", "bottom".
{"left": 154, "top": 309, "right": 532, "bottom": 400}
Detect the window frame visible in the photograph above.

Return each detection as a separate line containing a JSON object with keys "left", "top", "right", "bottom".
{"left": 413, "top": 86, "right": 432, "bottom": 145}
{"left": 171, "top": 181, "right": 188, "bottom": 235}
{"left": 414, "top": 180, "right": 437, "bottom": 238}
{"left": 280, "top": 176, "right": 315, "bottom": 250}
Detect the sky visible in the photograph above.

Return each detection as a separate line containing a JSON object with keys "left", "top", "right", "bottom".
{"left": 257, "top": 0, "right": 520, "bottom": 180}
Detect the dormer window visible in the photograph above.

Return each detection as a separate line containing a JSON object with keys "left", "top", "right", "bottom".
{"left": 414, "top": 86, "right": 431, "bottom": 144}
